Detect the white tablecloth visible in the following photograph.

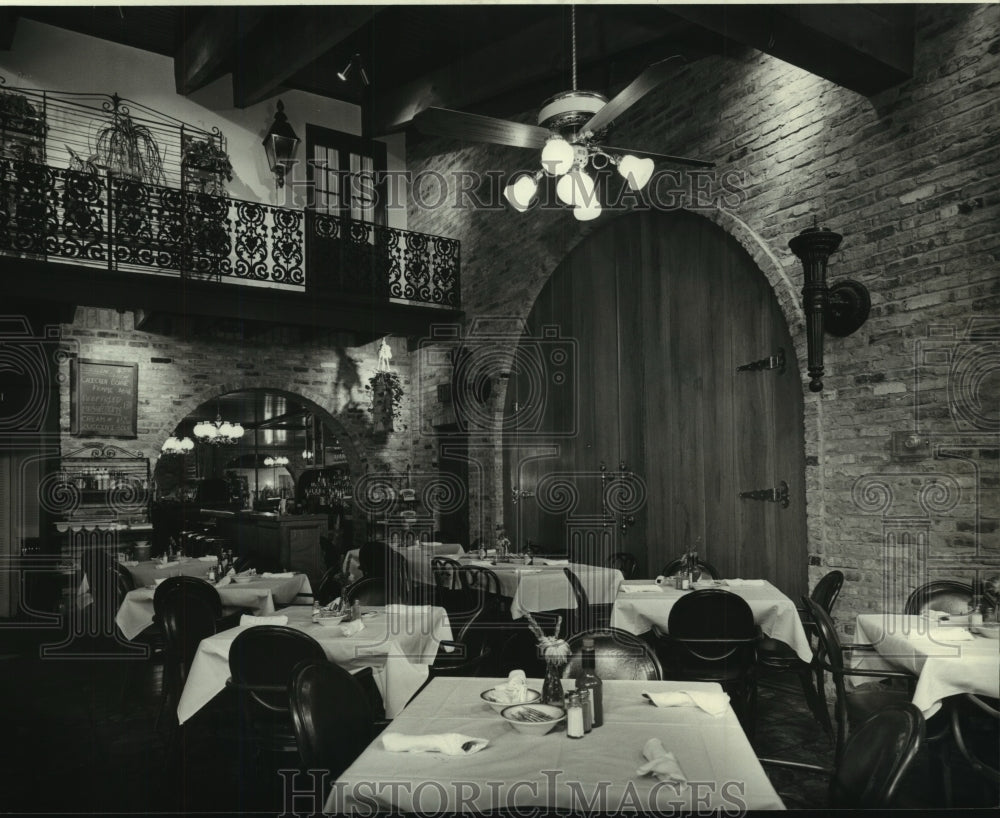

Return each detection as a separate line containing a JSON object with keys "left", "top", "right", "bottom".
{"left": 124, "top": 557, "right": 218, "bottom": 587}
{"left": 114, "top": 573, "right": 313, "bottom": 640}
{"left": 610, "top": 579, "right": 813, "bottom": 663}
{"left": 326, "top": 677, "right": 785, "bottom": 813}
{"left": 852, "top": 613, "right": 1000, "bottom": 717}
{"left": 176, "top": 604, "right": 453, "bottom": 723}
{"left": 344, "top": 543, "right": 466, "bottom": 584}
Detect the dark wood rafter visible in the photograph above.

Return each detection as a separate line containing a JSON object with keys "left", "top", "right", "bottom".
{"left": 0, "top": 9, "right": 18, "bottom": 50}
{"left": 671, "top": 4, "right": 915, "bottom": 96}
{"left": 231, "top": 5, "right": 379, "bottom": 109}
{"left": 173, "top": 7, "right": 247, "bottom": 96}
{"left": 373, "top": 8, "right": 681, "bottom": 134}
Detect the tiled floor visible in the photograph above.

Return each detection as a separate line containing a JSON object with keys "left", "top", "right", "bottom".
{"left": 0, "top": 628, "right": 994, "bottom": 813}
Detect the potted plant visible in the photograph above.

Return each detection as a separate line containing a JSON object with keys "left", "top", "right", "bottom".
{"left": 94, "top": 109, "right": 164, "bottom": 185}
{"left": 366, "top": 370, "right": 404, "bottom": 435}
{"left": 0, "top": 90, "right": 46, "bottom": 138}
{"left": 182, "top": 137, "right": 233, "bottom": 182}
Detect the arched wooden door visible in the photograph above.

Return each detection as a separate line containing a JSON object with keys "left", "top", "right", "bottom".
{"left": 502, "top": 209, "right": 807, "bottom": 598}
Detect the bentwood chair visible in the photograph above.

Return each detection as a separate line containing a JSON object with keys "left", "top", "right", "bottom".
{"left": 659, "top": 589, "right": 758, "bottom": 735}
{"left": 660, "top": 556, "right": 722, "bottom": 581}
{"left": 606, "top": 552, "right": 639, "bottom": 580}
{"left": 358, "top": 539, "right": 412, "bottom": 602}
{"left": 313, "top": 566, "right": 346, "bottom": 606}
{"left": 760, "top": 703, "right": 926, "bottom": 809}
{"left": 228, "top": 626, "right": 328, "bottom": 756}
{"left": 563, "top": 628, "right": 662, "bottom": 681}
{"left": 342, "top": 576, "right": 388, "bottom": 607}
{"left": 803, "top": 596, "right": 916, "bottom": 763}
{"left": 757, "top": 569, "right": 844, "bottom": 734}
{"left": 288, "top": 660, "right": 375, "bottom": 777}
{"left": 904, "top": 580, "right": 974, "bottom": 616}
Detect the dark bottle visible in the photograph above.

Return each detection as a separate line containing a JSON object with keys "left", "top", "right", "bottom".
{"left": 575, "top": 637, "right": 603, "bottom": 728}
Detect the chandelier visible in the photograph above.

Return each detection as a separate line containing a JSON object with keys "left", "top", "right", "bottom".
{"left": 264, "top": 456, "right": 289, "bottom": 467}
{"left": 161, "top": 436, "right": 194, "bottom": 455}
{"left": 193, "top": 412, "right": 245, "bottom": 445}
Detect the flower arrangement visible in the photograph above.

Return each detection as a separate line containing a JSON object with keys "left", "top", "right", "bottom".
{"left": 523, "top": 612, "right": 569, "bottom": 704}
{"left": 182, "top": 137, "right": 234, "bottom": 181}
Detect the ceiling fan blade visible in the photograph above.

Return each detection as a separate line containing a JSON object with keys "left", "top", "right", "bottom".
{"left": 413, "top": 107, "right": 551, "bottom": 150}
{"left": 582, "top": 56, "right": 684, "bottom": 136}
{"left": 598, "top": 144, "right": 714, "bottom": 168}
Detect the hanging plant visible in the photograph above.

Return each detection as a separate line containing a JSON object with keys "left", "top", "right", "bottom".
{"left": 0, "top": 90, "right": 46, "bottom": 137}
{"left": 366, "top": 371, "right": 404, "bottom": 434}
{"left": 182, "top": 137, "right": 233, "bottom": 181}
{"left": 94, "top": 110, "right": 165, "bottom": 185}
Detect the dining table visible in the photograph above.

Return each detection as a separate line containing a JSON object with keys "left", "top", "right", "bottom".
{"left": 457, "top": 557, "right": 624, "bottom": 619}
{"left": 851, "top": 613, "right": 1000, "bottom": 718}
{"left": 122, "top": 556, "right": 221, "bottom": 588}
{"left": 114, "top": 571, "right": 313, "bottom": 640}
{"left": 343, "top": 542, "right": 466, "bottom": 585}
{"left": 176, "top": 603, "right": 453, "bottom": 723}
{"left": 325, "top": 676, "right": 785, "bottom": 813}
{"left": 610, "top": 578, "right": 813, "bottom": 663}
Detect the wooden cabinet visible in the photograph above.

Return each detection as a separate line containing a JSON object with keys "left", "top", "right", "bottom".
{"left": 57, "top": 444, "right": 151, "bottom": 528}
{"left": 230, "top": 512, "right": 328, "bottom": 588}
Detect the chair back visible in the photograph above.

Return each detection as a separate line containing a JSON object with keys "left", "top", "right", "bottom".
{"left": 314, "top": 566, "right": 344, "bottom": 606}
{"left": 666, "top": 588, "right": 756, "bottom": 662}
{"left": 79, "top": 548, "right": 125, "bottom": 631}
{"left": 950, "top": 693, "right": 1000, "bottom": 787}
{"left": 229, "top": 626, "right": 327, "bottom": 713}
{"left": 810, "top": 570, "right": 844, "bottom": 615}
{"left": 359, "top": 540, "right": 411, "bottom": 602}
{"left": 564, "top": 628, "right": 662, "bottom": 680}
{"left": 288, "top": 660, "right": 374, "bottom": 776}
{"left": 153, "top": 575, "right": 222, "bottom": 621}
{"left": 115, "top": 561, "right": 136, "bottom": 593}
{"left": 458, "top": 566, "right": 506, "bottom": 619}
{"left": 343, "top": 576, "right": 388, "bottom": 606}
{"left": 830, "top": 703, "right": 925, "bottom": 808}
{"left": 159, "top": 586, "right": 219, "bottom": 686}
{"left": 660, "top": 557, "right": 722, "bottom": 580}
{"left": 563, "top": 567, "right": 594, "bottom": 635}
{"left": 430, "top": 556, "right": 461, "bottom": 589}
{"left": 903, "top": 580, "right": 974, "bottom": 615}
{"left": 606, "top": 552, "right": 639, "bottom": 580}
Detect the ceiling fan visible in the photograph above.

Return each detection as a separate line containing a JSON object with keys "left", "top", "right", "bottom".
{"left": 412, "top": 7, "right": 713, "bottom": 221}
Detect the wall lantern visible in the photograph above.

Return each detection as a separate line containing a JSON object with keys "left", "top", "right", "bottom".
{"left": 262, "top": 99, "right": 300, "bottom": 189}
{"left": 789, "top": 223, "right": 871, "bottom": 392}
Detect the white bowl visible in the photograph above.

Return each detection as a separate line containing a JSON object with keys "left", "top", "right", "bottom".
{"left": 480, "top": 686, "right": 542, "bottom": 714}
{"left": 500, "top": 703, "right": 566, "bottom": 736}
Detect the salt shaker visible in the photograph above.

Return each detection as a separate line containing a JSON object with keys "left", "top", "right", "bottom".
{"left": 565, "top": 693, "right": 584, "bottom": 739}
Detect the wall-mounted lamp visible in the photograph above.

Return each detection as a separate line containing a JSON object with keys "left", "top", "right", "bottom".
{"left": 789, "top": 223, "right": 871, "bottom": 392}
{"left": 262, "top": 99, "right": 300, "bottom": 189}
{"left": 337, "top": 53, "right": 370, "bottom": 87}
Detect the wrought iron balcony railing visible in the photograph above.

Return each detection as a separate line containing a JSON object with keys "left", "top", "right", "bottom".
{"left": 0, "top": 158, "right": 460, "bottom": 309}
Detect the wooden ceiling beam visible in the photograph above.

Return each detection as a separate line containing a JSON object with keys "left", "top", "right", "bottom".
{"left": 0, "top": 9, "right": 19, "bottom": 50}
{"left": 670, "top": 4, "right": 914, "bottom": 96}
{"left": 373, "top": 8, "right": 677, "bottom": 135}
{"left": 173, "top": 7, "right": 248, "bottom": 96}
{"left": 232, "top": 6, "right": 378, "bottom": 109}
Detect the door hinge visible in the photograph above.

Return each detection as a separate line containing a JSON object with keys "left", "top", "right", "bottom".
{"left": 736, "top": 348, "right": 785, "bottom": 374}
{"left": 739, "top": 480, "right": 789, "bottom": 508}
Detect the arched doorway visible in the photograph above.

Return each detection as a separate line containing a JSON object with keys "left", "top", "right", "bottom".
{"left": 153, "top": 387, "right": 363, "bottom": 558}
{"left": 502, "top": 209, "right": 808, "bottom": 597}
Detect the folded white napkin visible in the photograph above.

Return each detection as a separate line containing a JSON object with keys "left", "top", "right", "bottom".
{"left": 122, "top": 560, "right": 139, "bottom": 567}
{"left": 928, "top": 627, "right": 974, "bottom": 642}
{"left": 636, "top": 738, "right": 687, "bottom": 786}
{"left": 537, "top": 558, "right": 569, "bottom": 566}
{"left": 262, "top": 571, "right": 294, "bottom": 578}
{"left": 517, "top": 568, "right": 543, "bottom": 574}
{"left": 156, "top": 561, "right": 179, "bottom": 569}
{"left": 153, "top": 578, "right": 167, "bottom": 586}
{"left": 340, "top": 620, "right": 365, "bottom": 636}
{"left": 922, "top": 609, "right": 967, "bottom": 624}
{"left": 621, "top": 583, "right": 663, "bottom": 593}
{"left": 240, "top": 614, "right": 288, "bottom": 627}
{"left": 655, "top": 575, "right": 668, "bottom": 585}
{"left": 722, "top": 579, "right": 765, "bottom": 587}
{"left": 643, "top": 689, "right": 730, "bottom": 716}
{"left": 324, "top": 597, "right": 343, "bottom": 612}
{"left": 382, "top": 733, "right": 489, "bottom": 755}
{"left": 197, "top": 555, "right": 218, "bottom": 562}
{"left": 215, "top": 575, "right": 232, "bottom": 587}
{"left": 463, "top": 560, "right": 494, "bottom": 567}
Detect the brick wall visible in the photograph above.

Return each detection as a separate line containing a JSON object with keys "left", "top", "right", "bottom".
{"left": 57, "top": 308, "right": 439, "bottom": 538}
{"left": 406, "top": 4, "right": 1000, "bottom": 627}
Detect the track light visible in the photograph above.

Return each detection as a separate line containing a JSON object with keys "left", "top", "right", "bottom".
{"left": 337, "top": 53, "right": 370, "bottom": 87}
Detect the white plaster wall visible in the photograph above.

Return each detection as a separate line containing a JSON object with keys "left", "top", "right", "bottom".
{"left": 0, "top": 19, "right": 407, "bottom": 228}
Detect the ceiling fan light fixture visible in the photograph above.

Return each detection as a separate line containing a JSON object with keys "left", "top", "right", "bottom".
{"left": 556, "top": 169, "right": 596, "bottom": 207}
{"left": 540, "top": 136, "right": 575, "bottom": 176}
{"left": 504, "top": 174, "right": 539, "bottom": 212}
{"left": 618, "top": 154, "right": 655, "bottom": 191}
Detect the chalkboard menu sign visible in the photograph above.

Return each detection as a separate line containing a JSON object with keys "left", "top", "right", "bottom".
{"left": 71, "top": 359, "right": 138, "bottom": 438}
